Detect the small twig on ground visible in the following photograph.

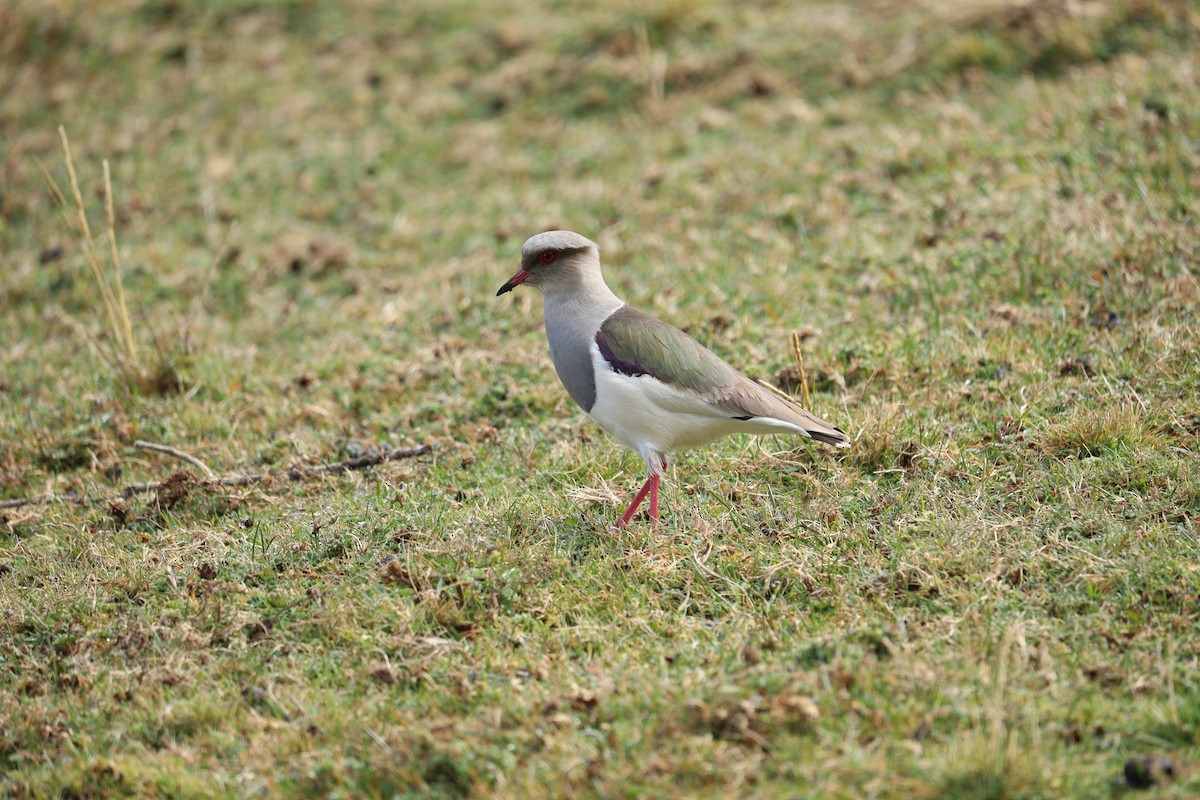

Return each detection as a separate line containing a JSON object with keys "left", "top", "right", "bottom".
{"left": 134, "top": 439, "right": 215, "bottom": 477}
{"left": 0, "top": 445, "right": 432, "bottom": 510}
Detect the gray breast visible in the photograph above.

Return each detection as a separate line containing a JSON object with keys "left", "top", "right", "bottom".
{"left": 543, "top": 298, "right": 603, "bottom": 413}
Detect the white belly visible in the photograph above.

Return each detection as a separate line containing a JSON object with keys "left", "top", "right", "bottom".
{"left": 586, "top": 343, "right": 776, "bottom": 471}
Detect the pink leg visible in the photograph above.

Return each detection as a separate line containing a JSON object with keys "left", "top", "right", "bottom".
{"left": 617, "top": 474, "right": 656, "bottom": 527}
{"left": 649, "top": 458, "right": 666, "bottom": 523}
{"left": 648, "top": 474, "right": 660, "bottom": 521}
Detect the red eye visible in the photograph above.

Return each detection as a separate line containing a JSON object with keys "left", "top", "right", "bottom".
{"left": 539, "top": 250, "right": 557, "bottom": 264}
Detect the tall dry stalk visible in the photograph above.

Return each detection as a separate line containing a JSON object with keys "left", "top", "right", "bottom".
{"left": 790, "top": 330, "right": 813, "bottom": 412}
{"left": 42, "top": 126, "right": 143, "bottom": 386}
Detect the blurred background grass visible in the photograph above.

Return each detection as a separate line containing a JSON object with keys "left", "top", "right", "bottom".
{"left": 1, "top": 1, "right": 1198, "bottom": 797}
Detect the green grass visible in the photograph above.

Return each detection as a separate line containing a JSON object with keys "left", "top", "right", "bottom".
{"left": 2, "top": 0, "right": 1199, "bottom": 796}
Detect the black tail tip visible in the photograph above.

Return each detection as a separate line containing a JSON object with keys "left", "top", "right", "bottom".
{"left": 809, "top": 428, "right": 850, "bottom": 447}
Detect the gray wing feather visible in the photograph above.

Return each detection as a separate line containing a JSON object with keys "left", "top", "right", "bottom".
{"left": 599, "top": 306, "right": 849, "bottom": 446}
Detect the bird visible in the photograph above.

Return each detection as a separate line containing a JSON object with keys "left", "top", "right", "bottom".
{"left": 496, "top": 230, "right": 850, "bottom": 526}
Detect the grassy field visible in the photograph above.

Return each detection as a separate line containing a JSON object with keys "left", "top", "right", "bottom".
{"left": 2, "top": 0, "right": 1199, "bottom": 796}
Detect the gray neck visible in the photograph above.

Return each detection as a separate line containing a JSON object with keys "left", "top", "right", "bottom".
{"left": 542, "top": 282, "right": 623, "bottom": 413}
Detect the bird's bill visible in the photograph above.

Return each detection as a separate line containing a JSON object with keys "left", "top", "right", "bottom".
{"left": 495, "top": 268, "right": 531, "bottom": 296}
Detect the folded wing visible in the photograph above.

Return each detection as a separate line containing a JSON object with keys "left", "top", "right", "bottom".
{"left": 596, "top": 305, "right": 849, "bottom": 447}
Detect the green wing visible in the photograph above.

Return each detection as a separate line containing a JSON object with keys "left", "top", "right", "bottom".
{"left": 597, "top": 305, "right": 735, "bottom": 392}
{"left": 597, "top": 305, "right": 850, "bottom": 445}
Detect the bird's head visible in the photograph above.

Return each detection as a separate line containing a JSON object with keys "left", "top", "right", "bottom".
{"left": 496, "top": 230, "right": 601, "bottom": 297}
